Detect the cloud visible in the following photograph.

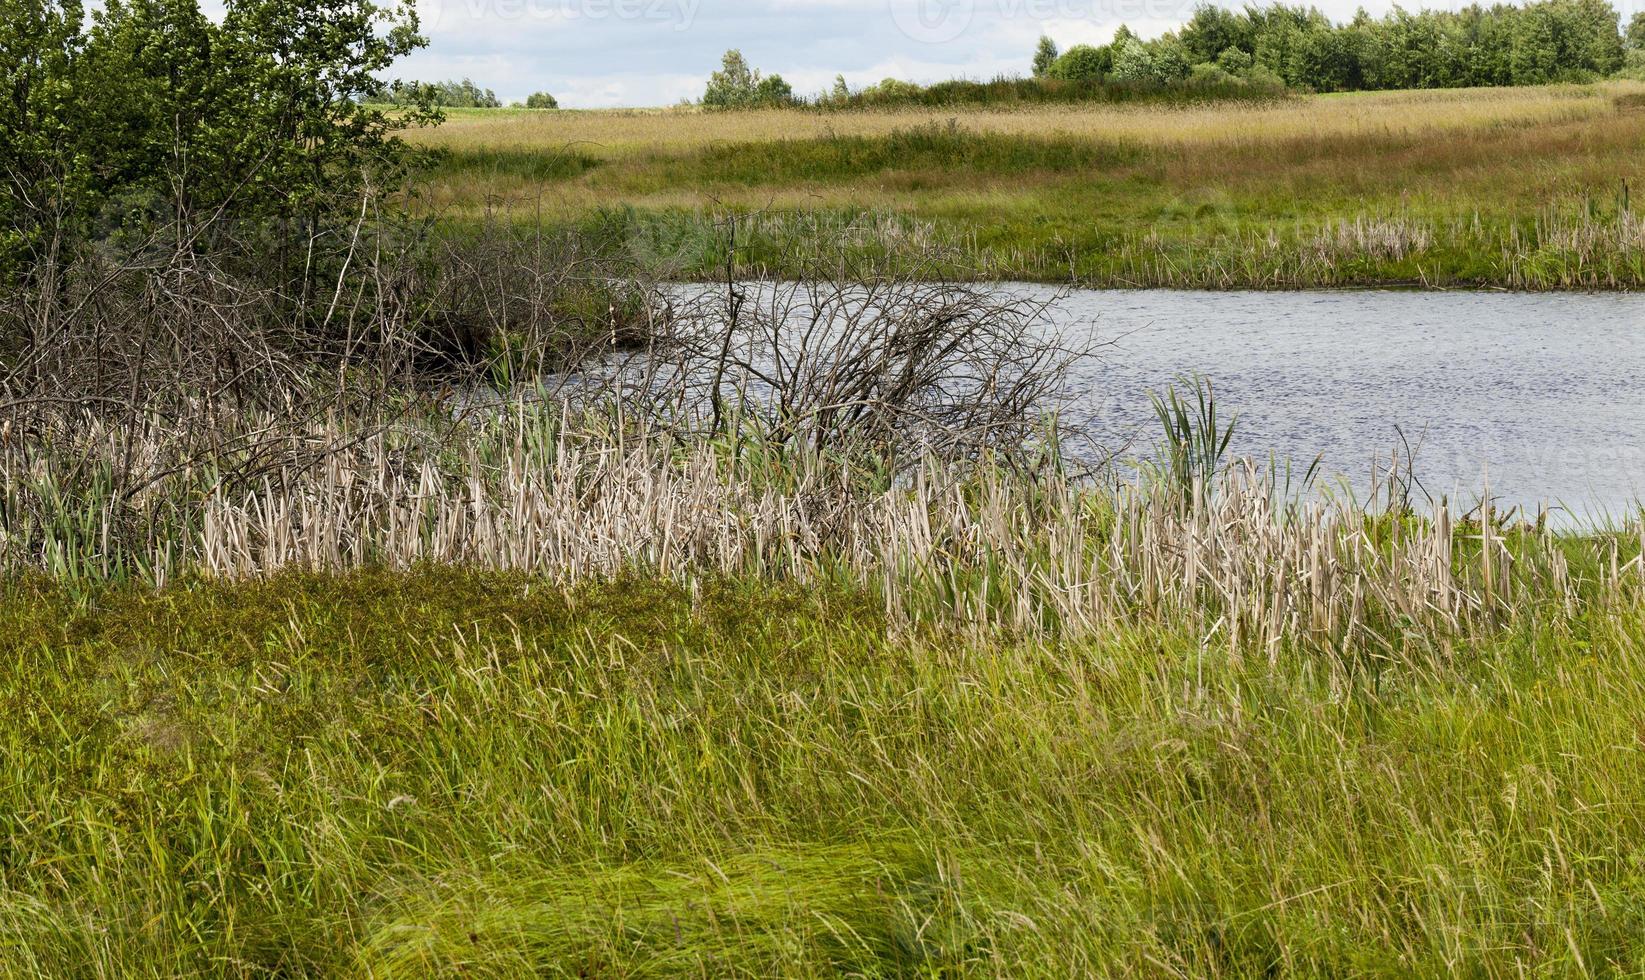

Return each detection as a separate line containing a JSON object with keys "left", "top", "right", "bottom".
{"left": 391, "top": 0, "right": 1518, "bottom": 107}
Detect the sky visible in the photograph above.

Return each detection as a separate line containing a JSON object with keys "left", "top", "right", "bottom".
{"left": 392, "top": 0, "right": 1643, "bottom": 108}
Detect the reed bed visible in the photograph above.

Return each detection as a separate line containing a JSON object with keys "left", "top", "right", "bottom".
{"left": 6, "top": 402, "right": 1638, "bottom": 663}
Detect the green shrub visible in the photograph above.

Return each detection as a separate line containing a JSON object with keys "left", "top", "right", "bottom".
{"left": 1216, "top": 45, "right": 1254, "bottom": 76}
{"left": 1110, "top": 37, "right": 1158, "bottom": 82}
{"left": 1050, "top": 44, "right": 1111, "bottom": 81}
{"left": 1619, "top": 48, "right": 1645, "bottom": 79}
{"left": 1189, "top": 61, "right": 1239, "bottom": 86}
{"left": 1, "top": 0, "right": 436, "bottom": 298}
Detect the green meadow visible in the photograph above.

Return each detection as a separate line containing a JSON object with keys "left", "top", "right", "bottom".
{"left": 5, "top": 562, "right": 1645, "bottom": 975}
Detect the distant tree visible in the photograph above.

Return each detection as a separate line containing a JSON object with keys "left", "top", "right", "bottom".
{"left": 1287, "top": 18, "right": 1359, "bottom": 90}
{"left": 755, "top": 73, "right": 795, "bottom": 105}
{"left": 702, "top": 48, "right": 757, "bottom": 107}
{"left": 1109, "top": 36, "right": 1158, "bottom": 81}
{"left": 1152, "top": 35, "right": 1194, "bottom": 80}
{"left": 383, "top": 78, "right": 499, "bottom": 108}
{"left": 1180, "top": 4, "right": 1255, "bottom": 63}
{"left": 1032, "top": 35, "right": 1059, "bottom": 76}
{"left": 829, "top": 73, "right": 851, "bottom": 102}
{"left": 1629, "top": 10, "right": 1645, "bottom": 49}
{"left": 525, "top": 91, "right": 558, "bottom": 109}
{"left": 1019, "top": 1, "right": 1634, "bottom": 98}
{"left": 1188, "top": 61, "right": 1238, "bottom": 85}
{"left": 437, "top": 78, "right": 500, "bottom": 107}
{"left": 860, "top": 77, "right": 922, "bottom": 103}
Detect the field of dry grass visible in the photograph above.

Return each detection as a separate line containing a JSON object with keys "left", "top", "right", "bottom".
{"left": 411, "top": 83, "right": 1645, "bottom": 286}
{"left": 412, "top": 83, "right": 1616, "bottom": 155}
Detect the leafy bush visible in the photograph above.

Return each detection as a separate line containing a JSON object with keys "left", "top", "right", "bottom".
{"left": 1049, "top": 44, "right": 1111, "bottom": 81}
{"left": 701, "top": 49, "right": 796, "bottom": 108}
{"left": 1110, "top": 38, "right": 1158, "bottom": 82}
{"left": 857, "top": 77, "right": 923, "bottom": 103}
{"left": 1216, "top": 46, "right": 1254, "bottom": 76}
{"left": 1619, "top": 48, "right": 1645, "bottom": 80}
{"left": 755, "top": 74, "right": 794, "bottom": 105}
{"left": 1, "top": 0, "right": 436, "bottom": 297}
{"left": 1188, "top": 62, "right": 1238, "bottom": 85}
{"left": 524, "top": 91, "right": 559, "bottom": 109}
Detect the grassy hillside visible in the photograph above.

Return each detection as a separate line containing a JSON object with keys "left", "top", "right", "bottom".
{"left": 412, "top": 83, "right": 1645, "bottom": 287}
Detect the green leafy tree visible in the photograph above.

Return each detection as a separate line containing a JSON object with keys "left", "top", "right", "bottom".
{"left": 524, "top": 91, "right": 558, "bottom": 109}
{"left": 860, "top": 77, "right": 922, "bottom": 103}
{"left": 430, "top": 78, "right": 500, "bottom": 107}
{"left": 701, "top": 50, "right": 797, "bottom": 108}
{"left": 1110, "top": 35, "right": 1158, "bottom": 81}
{"left": 1628, "top": 10, "right": 1645, "bottom": 49}
{"left": 0, "top": 0, "right": 84, "bottom": 287}
{"left": 1032, "top": 35, "right": 1059, "bottom": 76}
{"left": 702, "top": 48, "right": 757, "bottom": 107}
{"left": 1135, "top": 0, "right": 1629, "bottom": 93}
{"left": 1180, "top": 4, "right": 1255, "bottom": 63}
{"left": 756, "top": 73, "right": 795, "bottom": 105}
{"left": 2, "top": 0, "right": 436, "bottom": 304}
{"left": 1216, "top": 46, "right": 1254, "bottom": 76}
{"left": 1152, "top": 35, "right": 1194, "bottom": 80}
{"left": 1188, "top": 61, "right": 1238, "bottom": 85}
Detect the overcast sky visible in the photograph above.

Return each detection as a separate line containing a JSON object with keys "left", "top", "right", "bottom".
{"left": 392, "top": 0, "right": 1641, "bottom": 107}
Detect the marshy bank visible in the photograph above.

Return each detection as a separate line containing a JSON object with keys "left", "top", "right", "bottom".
{"left": 6, "top": 228, "right": 1645, "bottom": 977}
{"left": 416, "top": 82, "right": 1645, "bottom": 289}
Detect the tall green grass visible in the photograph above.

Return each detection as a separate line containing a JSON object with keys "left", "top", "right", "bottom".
{"left": 3, "top": 567, "right": 1645, "bottom": 975}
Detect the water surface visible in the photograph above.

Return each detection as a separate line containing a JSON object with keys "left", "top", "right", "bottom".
{"left": 1050, "top": 288, "right": 1645, "bottom": 519}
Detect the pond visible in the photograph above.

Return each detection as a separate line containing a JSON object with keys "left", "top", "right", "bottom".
{"left": 1050, "top": 288, "right": 1645, "bottom": 520}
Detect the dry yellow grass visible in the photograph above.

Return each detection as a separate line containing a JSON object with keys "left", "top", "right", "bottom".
{"left": 411, "top": 82, "right": 1632, "bottom": 158}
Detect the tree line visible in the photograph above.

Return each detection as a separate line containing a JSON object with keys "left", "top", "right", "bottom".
{"left": 376, "top": 78, "right": 560, "bottom": 109}
{"left": 1035, "top": 0, "right": 1645, "bottom": 92}
{"left": 696, "top": 1, "right": 1644, "bottom": 114}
